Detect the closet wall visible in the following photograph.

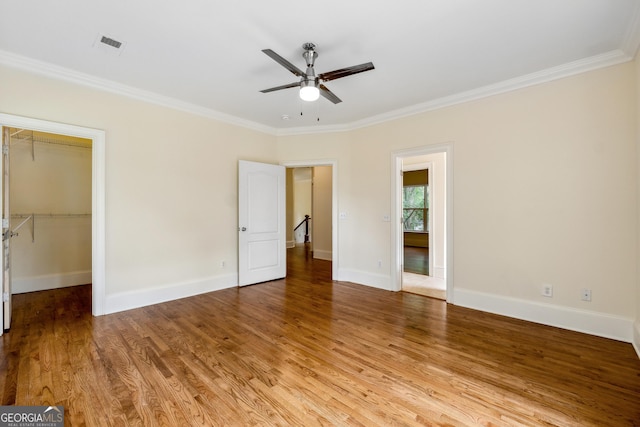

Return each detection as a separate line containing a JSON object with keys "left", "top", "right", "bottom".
{"left": 9, "top": 129, "right": 92, "bottom": 293}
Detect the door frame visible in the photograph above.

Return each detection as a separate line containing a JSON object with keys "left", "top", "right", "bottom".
{"left": 1, "top": 127, "right": 9, "bottom": 332}
{"left": 0, "top": 113, "right": 106, "bottom": 316}
{"left": 391, "top": 143, "right": 453, "bottom": 301}
{"left": 281, "top": 160, "right": 338, "bottom": 280}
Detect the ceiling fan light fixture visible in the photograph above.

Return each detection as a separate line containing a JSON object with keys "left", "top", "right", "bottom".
{"left": 299, "top": 80, "right": 320, "bottom": 102}
{"left": 261, "top": 43, "right": 373, "bottom": 104}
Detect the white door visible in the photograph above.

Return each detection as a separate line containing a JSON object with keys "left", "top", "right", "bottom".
{"left": 238, "top": 160, "right": 286, "bottom": 286}
{"left": 1, "top": 127, "right": 11, "bottom": 332}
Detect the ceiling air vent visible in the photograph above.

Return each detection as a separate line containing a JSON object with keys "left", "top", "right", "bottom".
{"left": 93, "top": 33, "right": 126, "bottom": 56}
{"left": 100, "top": 36, "right": 122, "bottom": 49}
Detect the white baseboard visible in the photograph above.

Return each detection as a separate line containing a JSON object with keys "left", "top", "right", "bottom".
{"left": 338, "top": 268, "right": 392, "bottom": 291}
{"left": 313, "top": 249, "right": 332, "bottom": 261}
{"left": 327, "top": 271, "right": 635, "bottom": 347}
{"left": 105, "top": 273, "right": 238, "bottom": 315}
{"left": 13, "top": 270, "right": 92, "bottom": 294}
{"left": 286, "top": 240, "right": 296, "bottom": 248}
{"left": 454, "top": 288, "right": 634, "bottom": 343}
{"left": 102, "top": 268, "right": 638, "bottom": 355}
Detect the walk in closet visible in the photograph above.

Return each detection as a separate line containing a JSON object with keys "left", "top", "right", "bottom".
{"left": 8, "top": 128, "right": 92, "bottom": 294}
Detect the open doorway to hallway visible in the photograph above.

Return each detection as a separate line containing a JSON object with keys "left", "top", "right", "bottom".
{"left": 402, "top": 156, "right": 446, "bottom": 299}
{"left": 285, "top": 164, "right": 335, "bottom": 278}
{"left": 392, "top": 144, "right": 452, "bottom": 301}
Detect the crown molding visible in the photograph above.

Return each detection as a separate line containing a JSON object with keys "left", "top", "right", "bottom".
{"left": 0, "top": 50, "right": 277, "bottom": 136}
{"left": 0, "top": 46, "right": 635, "bottom": 139}
{"left": 275, "top": 49, "right": 634, "bottom": 136}
{"left": 275, "top": 122, "right": 351, "bottom": 137}
{"left": 622, "top": 0, "right": 640, "bottom": 58}
{"left": 346, "top": 49, "right": 632, "bottom": 132}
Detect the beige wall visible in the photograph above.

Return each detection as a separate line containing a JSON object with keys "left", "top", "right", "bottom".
{"left": 279, "top": 61, "right": 637, "bottom": 339}
{"left": 1, "top": 58, "right": 638, "bottom": 343}
{"left": 312, "top": 166, "right": 332, "bottom": 260}
{"left": 0, "top": 65, "right": 277, "bottom": 308}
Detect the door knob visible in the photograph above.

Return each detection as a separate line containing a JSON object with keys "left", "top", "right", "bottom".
{"left": 239, "top": 227, "right": 247, "bottom": 231}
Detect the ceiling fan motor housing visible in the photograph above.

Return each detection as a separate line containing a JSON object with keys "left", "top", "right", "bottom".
{"left": 300, "top": 77, "right": 318, "bottom": 89}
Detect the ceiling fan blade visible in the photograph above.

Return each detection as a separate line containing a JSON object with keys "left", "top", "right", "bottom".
{"left": 319, "top": 62, "right": 375, "bottom": 82}
{"left": 319, "top": 84, "right": 342, "bottom": 104}
{"left": 260, "top": 82, "right": 300, "bottom": 93}
{"left": 262, "top": 49, "right": 305, "bottom": 77}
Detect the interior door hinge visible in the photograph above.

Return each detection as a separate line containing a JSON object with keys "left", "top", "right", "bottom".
{"left": 1, "top": 218, "right": 7, "bottom": 229}
{"left": 2, "top": 146, "right": 8, "bottom": 155}
{"left": 2, "top": 292, "right": 8, "bottom": 303}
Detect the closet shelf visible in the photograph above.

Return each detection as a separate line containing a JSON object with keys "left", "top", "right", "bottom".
{"left": 10, "top": 128, "right": 92, "bottom": 161}
{"left": 11, "top": 213, "right": 91, "bottom": 218}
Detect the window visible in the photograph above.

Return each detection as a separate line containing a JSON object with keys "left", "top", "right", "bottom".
{"left": 403, "top": 185, "right": 429, "bottom": 232}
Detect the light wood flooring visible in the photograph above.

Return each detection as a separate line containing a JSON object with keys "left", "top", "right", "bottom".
{"left": 402, "top": 272, "right": 446, "bottom": 300}
{"left": 403, "top": 246, "right": 446, "bottom": 300}
{"left": 1, "top": 246, "right": 639, "bottom": 425}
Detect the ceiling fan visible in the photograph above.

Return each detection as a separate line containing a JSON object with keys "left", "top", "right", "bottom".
{"left": 260, "top": 42, "right": 374, "bottom": 104}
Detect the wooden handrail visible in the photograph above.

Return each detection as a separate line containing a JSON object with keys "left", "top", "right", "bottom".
{"left": 294, "top": 215, "right": 311, "bottom": 243}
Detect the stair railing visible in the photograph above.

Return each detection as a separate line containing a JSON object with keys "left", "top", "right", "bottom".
{"left": 294, "top": 215, "right": 311, "bottom": 243}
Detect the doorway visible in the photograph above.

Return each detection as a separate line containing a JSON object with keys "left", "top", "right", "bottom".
{"left": 283, "top": 161, "right": 337, "bottom": 280}
{"left": 402, "top": 160, "right": 444, "bottom": 299}
{"left": 392, "top": 144, "right": 452, "bottom": 301}
{"left": 0, "top": 114, "right": 105, "bottom": 335}
{"left": 8, "top": 128, "right": 92, "bottom": 298}
{"left": 291, "top": 167, "right": 313, "bottom": 247}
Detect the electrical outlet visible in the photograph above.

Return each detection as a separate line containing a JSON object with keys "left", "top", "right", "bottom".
{"left": 542, "top": 284, "right": 553, "bottom": 297}
{"left": 581, "top": 289, "right": 591, "bottom": 302}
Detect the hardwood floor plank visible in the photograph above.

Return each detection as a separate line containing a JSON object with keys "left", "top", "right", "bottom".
{"left": 404, "top": 246, "right": 429, "bottom": 275}
{"left": 1, "top": 247, "right": 639, "bottom": 425}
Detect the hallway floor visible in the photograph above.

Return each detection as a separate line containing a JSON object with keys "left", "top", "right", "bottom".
{"left": 402, "top": 246, "right": 445, "bottom": 300}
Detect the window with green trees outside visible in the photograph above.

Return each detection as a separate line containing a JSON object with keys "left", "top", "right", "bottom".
{"left": 403, "top": 185, "right": 429, "bottom": 232}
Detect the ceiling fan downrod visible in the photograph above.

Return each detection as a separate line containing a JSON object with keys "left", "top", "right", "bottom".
{"left": 302, "top": 42, "right": 318, "bottom": 70}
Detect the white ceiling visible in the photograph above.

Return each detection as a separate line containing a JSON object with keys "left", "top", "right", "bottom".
{"left": 1, "top": 1, "right": 639, "bottom": 134}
